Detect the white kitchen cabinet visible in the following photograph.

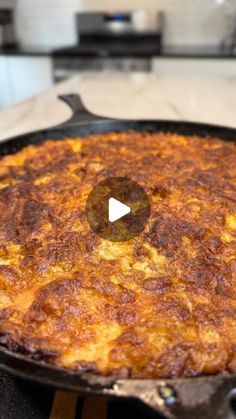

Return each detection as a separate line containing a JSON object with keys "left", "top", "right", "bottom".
{"left": 7, "top": 57, "right": 53, "bottom": 105}
{"left": 151, "top": 58, "right": 236, "bottom": 77}
{"left": 0, "top": 56, "right": 53, "bottom": 108}
{"left": 0, "top": 57, "right": 13, "bottom": 108}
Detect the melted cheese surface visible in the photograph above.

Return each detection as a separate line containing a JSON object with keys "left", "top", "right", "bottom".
{"left": 0, "top": 132, "right": 235, "bottom": 378}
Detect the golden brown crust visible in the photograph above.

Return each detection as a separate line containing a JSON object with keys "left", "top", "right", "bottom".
{"left": 0, "top": 131, "right": 235, "bottom": 379}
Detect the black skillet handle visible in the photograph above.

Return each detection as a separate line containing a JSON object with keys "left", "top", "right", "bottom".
{"left": 58, "top": 94, "right": 110, "bottom": 126}
{"left": 109, "top": 376, "right": 236, "bottom": 419}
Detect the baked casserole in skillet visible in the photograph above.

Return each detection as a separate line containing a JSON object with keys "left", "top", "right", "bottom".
{"left": 0, "top": 130, "right": 235, "bottom": 379}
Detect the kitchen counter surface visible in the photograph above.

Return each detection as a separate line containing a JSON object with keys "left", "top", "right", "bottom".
{"left": 53, "top": 44, "right": 236, "bottom": 59}
{"left": 162, "top": 44, "right": 236, "bottom": 59}
{"left": 1, "top": 44, "right": 236, "bottom": 59}
{"left": 0, "top": 45, "right": 53, "bottom": 56}
{"left": 0, "top": 71, "right": 235, "bottom": 142}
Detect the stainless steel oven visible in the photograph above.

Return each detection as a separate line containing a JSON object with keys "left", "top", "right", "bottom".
{"left": 53, "top": 11, "right": 163, "bottom": 81}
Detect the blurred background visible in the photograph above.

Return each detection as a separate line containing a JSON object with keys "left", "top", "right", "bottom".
{"left": 0, "top": 0, "right": 236, "bottom": 108}
{"left": 0, "top": 3, "right": 236, "bottom": 418}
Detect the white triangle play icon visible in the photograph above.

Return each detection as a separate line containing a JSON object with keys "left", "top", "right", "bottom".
{"left": 108, "top": 197, "right": 131, "bottom": 223}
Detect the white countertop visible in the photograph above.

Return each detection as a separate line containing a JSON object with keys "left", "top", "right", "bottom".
{"left": 0, "top": 71, "right": 235, "bottom": 141}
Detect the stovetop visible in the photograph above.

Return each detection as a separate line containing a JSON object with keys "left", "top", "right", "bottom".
{"left": 0, "top": 370, "right": 164, "bottom": 419}
{"left": 53, "top": 33, "right": 162, "bottom": 58}
{"left": 54, "top": 42, "right": 161, "bottom": 57}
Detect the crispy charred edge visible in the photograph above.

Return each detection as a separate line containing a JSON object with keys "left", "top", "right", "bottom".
{"left": 0, "top": 329, "right": 58, "bottom": 363}
{"left": 0, "top": 330, "right": 131, "bottom": 377}
{"left": 73, "top": 361, "right": 132, "bottom": 378}
{"left": 0, "top": 328, "right": 131, "bottom": 377}
{"left": 0, "top": 328, "right": 235, "bottom": 378}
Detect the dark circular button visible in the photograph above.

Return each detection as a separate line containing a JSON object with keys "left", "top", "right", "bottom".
{"left": 86, "top": 177, "right": 151, "bottom": 242}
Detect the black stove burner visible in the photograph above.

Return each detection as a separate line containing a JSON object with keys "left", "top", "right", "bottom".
{"left": 53, "top": 32, "right": 162, "bottom": 58}
{"left": 0, "top": 370, "right": 54, "bottom": 419}
{"left": 0, "top": 370, "right": 164, "bottom": 419}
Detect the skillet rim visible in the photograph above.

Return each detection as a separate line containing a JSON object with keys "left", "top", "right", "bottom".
{"left": 0, "top": 116, "right": 235, "bottom": 385}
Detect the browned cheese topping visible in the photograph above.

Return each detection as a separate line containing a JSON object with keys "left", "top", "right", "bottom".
{"left": 0, "top": 131, "right": 235, "bottom": 378}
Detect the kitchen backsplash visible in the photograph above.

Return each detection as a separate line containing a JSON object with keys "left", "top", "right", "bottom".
{"left": 11, "top": 0, "right": 236, "bottom": 48}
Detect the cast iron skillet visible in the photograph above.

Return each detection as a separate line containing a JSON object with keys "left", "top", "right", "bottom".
{"left": 0, "top": 94, "right": 236, "bottom": 419}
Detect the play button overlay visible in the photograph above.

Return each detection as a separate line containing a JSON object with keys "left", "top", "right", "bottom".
{"left": 108, "top": 198, "right": 131, "bottom": 223}
{"left": 86, "top": 177, "right": 150, "bottom": 242}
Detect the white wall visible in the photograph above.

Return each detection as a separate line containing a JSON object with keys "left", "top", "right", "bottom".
{"left": 15, "top": 0, "right": 78, "bottom": 48}
{"left": 0, "top": 0, "right": 15, "bottom": 6}
{"left": 15, "top": 0, "right": 236, "bottom": 49}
